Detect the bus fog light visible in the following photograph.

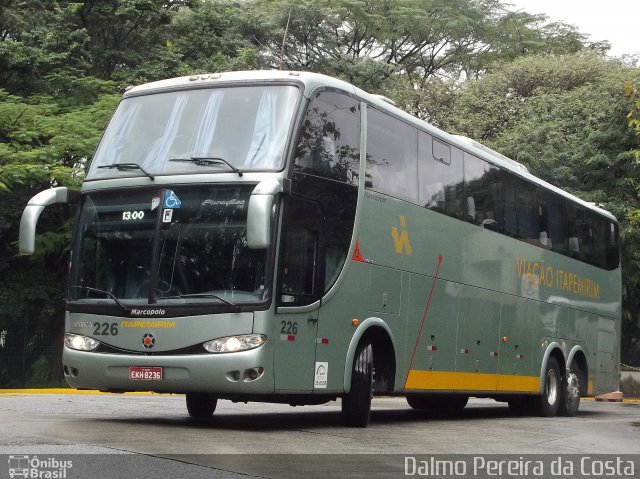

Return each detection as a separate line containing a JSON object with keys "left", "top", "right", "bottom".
{"left": 64, "top": 333, "right": 100, "bottom": 351}
{"left": 202, "top": 334, "right": 266, "bottom": 353}
{"left": 245, "top": 367, "right": 264, "bottom": 381}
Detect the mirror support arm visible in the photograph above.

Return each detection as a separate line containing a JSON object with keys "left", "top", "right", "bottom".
{"left": 19, "top": 187, "right": 78, "bottom": 255}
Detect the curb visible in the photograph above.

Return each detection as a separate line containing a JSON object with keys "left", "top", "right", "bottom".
{"left": 0, "top": 389, "right": 166, "bottom": 395}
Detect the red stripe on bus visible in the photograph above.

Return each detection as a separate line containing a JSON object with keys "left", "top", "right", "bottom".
{"left": 404, "top": 254, "right": 443, "bottom": 389}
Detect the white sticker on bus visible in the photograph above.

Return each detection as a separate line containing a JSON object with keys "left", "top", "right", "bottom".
{"left": 314, "top": 362, "right": 328, "bottom": 389}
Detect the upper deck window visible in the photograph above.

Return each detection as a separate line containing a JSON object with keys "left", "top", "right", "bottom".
{"left": 293, "top": 90, "right": 360, "bottom": 184}
{"left": 87, "top": 85, "right": 299, "bottom": 180}
{"left": 366, "top": 108, "right": 418, "bottom": 202}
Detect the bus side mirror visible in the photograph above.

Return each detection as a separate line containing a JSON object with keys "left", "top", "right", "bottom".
{"left": 246, "top": 179, "right": 287, "bottom": 249}
{"left": 19, "top": 187, "right": 78, "bottom": 255}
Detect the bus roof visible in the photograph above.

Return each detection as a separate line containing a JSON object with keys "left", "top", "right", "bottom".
{"left": 124, "top": 70, "right": 616, "bottom": 222}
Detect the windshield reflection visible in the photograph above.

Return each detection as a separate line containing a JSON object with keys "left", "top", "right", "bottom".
{"left": 87, "top": 85, "right": 299, "bottom": 179}
{"left": 70, "top": 186, "right": 267, "bottom": 308}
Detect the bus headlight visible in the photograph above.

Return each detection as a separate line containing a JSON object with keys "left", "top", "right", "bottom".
{"left": 64, "top": 333, "right": 100, "bottom": 351}
{"left": 202, "top": 334, "right": 266, "bottom": 353}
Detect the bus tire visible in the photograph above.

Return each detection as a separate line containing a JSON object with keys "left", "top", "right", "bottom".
{"left": 559, "top": 367, "right": 581, "bottom": 417}
{"left": 186, "top": 392, "right": 217, "bottom": 418}
{"left": 534, "top": 356, "right": 562, "bottom": 417}
{"left": 341, "top": 341, "right": 373, "bottom": 427}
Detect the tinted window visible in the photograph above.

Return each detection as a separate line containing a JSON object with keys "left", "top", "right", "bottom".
{"left": 504, "top": 174, "right": 537, "bottom": 242}
{"left": 464, "top": 153, "right": 503, "bottom": 232}
{"left": 294, "top": 90, "right": 360, "bottom": 184}
{"left": 605, "top": 220, "right": 619, "bottom": 269}
{"left": 591, "top": 214, "right": 609, "bottom": 268}
{"left": 433, "top": 138, "right": 451, "bottom": 165}
{"left": 366, "top": 108, "right": 418, "bottom": 202}
{"left": 291, "top": 174, "right": 358, "bottom": 293}
{"left": 538, "top": 191, "right": 566, "bottom": 253}
{"left": 567, "top": 204, "right": 587, "bottom": 259}
{"left": 419, "top": 133, "right": 464, "bottom": 218}
{"left": 70, "top": 186, "right": 267, "bottom": 306}
{"left": 279, "top": 198, "right": 322, "bottom": 305}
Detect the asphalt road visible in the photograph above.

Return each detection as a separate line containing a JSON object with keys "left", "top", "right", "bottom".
{"left": 0, "top": 394, "right": 638, "bottom": 478}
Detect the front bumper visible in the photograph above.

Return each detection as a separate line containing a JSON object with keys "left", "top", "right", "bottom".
{"left": 62, "top": 342, "right": 274, "bottom": 394}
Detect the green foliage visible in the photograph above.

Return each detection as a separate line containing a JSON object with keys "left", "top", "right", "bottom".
{"left": 625, "top": 80, "right": 640, "bottom": 161}
{"left": 0, "top": 75, "right": 118, "bottom": 315}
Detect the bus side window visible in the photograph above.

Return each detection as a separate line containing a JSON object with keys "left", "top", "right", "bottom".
{"left": 291, "top": 91, "right": 359, "bottom": 297}
{"left": 463, "top": 153, "right": 502, "bottom": 232}
{"left": 419, "top": 133, "right": 464, "bottom": 219}
{"left": 567, "top": 204, "right": 582, "bottom": 258}
{"left": 366, "top": 108, "right": 418, "bottom": 202}
{"left": 293, "top": 91, "right": 360, "bottom": 184}
{"left": 504, "top": 174, "right": 537, "bottom": 243}
{"left": 591, "top": 215, "right": 608, "bottom": 268}
{"left": 537, "top": 190, "right": 566, "bottom": 252}
{"left": 278, "top": 198, "right": 322, "bottom": 306}
{"left": 606, "top": 221, "right": 620, "bottom": 269}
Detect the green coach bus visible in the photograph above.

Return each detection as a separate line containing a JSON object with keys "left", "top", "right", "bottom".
{"left": 19, "top": 71, "right": 621, "bottom": 427}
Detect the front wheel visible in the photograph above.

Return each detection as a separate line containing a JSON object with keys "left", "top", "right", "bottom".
{"left": 186, "top": 392, "right": 218, "bottom": 418}
{"left": 341, "top": 341, "right": 373, "bottom": 427}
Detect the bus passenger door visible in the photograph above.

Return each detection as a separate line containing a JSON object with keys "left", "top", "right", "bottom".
{"left": 274, "top": 198, "right": 322, "bottom": 392}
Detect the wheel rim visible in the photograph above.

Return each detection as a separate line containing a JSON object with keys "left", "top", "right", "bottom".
{"left": 545, "top": 368, "right": 558, "bottom": 405}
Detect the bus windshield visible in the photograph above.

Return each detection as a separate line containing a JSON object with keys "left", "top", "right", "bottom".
{"left": 69, "top": 185, "right": 268, "bottom": 308}
{"left": 86, "top": 85, "right": 299, "bottom": 179}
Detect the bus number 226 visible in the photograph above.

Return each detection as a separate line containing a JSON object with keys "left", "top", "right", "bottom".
{"left": 93, "top": 322, "right": 119, "bottom": 336}
{"left": 280, "top": 321, "right": 298, "bottom": 336}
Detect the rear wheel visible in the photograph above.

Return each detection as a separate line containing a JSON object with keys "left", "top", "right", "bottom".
{"left": 559, "top": 363, "right": 583, "bottom": 417}
{"left": 341, "top": 341, "right": 373, "bottom": 427}
{"left": 186, "top": 392, "right": 218, "bottom": 418}
{"left": 534, "top": 356, "right": 562, "bottom": 417}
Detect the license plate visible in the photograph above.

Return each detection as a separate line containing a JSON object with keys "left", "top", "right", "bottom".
{"left": 129, "top": 367, "right": 163, "bottom": 381}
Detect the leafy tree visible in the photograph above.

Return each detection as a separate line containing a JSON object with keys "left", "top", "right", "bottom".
{"left": 626, "top": 80, "right": 640, "bottom": 141}
{"left": 0, "top": 77, "right": 119, "bottom": 309}
{"left": 240, "top": 0, "right": 596, "bottom": 100}
{"left": 163, "top": 0, "right": 260, "bottom": 76}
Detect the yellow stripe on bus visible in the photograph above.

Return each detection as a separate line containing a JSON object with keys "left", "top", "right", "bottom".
{"left": 405, "top": 370, "right": 540, "bottom": 393}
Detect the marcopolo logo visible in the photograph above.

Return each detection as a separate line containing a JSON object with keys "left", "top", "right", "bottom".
{"left": 8, "top": 455, "right": 72, "bottom": 478}
{"left": 130, "top": 308, "right": 166, "bottom": 317}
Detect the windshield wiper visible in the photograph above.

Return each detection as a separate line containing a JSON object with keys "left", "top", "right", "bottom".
{"left": 169, "top": 157, "right": 243, "bottom": 177}
{"left": 161, "top": 293, "right": 240, "bottom": 311}
{"left": 71, "top": 286, "right": 129, "bottom": 312}
{"left": 98, "top": 163, "right": 155, "bottom": 180}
